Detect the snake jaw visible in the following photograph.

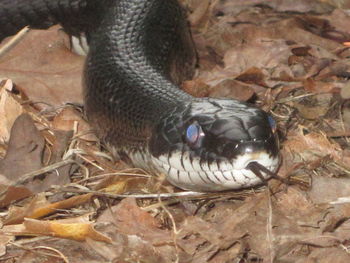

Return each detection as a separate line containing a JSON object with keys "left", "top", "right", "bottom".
{"left": 151, "top": 151, "right": 280, "bottom": 191}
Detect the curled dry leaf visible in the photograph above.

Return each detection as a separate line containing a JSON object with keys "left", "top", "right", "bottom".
{"left": 2, "top": 218, "right": 112, "bottom": 243}
{"left": 235, "top": 67, "right": 267, "bottom": 87}
{"left": 0, "top": 185, "right": 32, "bottom": 208}
{"left": 4, "top": 193, "right": 93, "bottom": 225}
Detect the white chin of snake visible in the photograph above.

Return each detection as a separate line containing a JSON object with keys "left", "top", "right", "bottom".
{"left": 61, "top": 33, "right": 89, "bottom": 56}
{"left": 151, "top": 151, "right": 280, "bottom": 192}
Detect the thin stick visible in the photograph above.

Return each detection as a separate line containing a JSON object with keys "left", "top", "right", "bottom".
{"left": 15, "top": 159, "right": 75, "bottom": 186}
{"left": 61, "top": 188, "right": 206, "bottom": 199}
{"left": 0, "top": 26, "right": 30, "bottom": 58}
{"left": 0, "top": 159, "right": 75, "bottom": 199}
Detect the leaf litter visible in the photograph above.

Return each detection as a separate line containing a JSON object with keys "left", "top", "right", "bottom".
{"left": 1, "top": 0, "right": 350, "bottom": 262}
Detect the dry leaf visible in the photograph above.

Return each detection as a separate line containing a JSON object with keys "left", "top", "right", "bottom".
{"left": 209, "top": 79, "right": 255, "bottom": 101}
{"left": 52, "top": 106, "right": 97, "bottom": 142}
{"left": 0, "top": 114, "right": 44, "bottom": 183}
{"left": 0, "top": 79, "right": 24, "bottom": 143}
{"left": 0, "top": 26, "right": 84, "bottom": 108}
{"left": 98, "top": 198, "right": 173, "bottom": 246}
{"left": 4, "top": 193, "right": 93, "bottom": 225}
{"left": 2, "top": 218, "right": 112, "bottom": 243}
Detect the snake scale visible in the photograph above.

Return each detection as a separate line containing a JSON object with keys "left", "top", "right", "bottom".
{"left": 0, "top": 0, "right": 280, "bottom": 191}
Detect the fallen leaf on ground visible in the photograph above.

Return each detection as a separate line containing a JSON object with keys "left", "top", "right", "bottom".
{"left": 0, "top": 79, "right": 24, "bottom": 143}
{"left": 2, "top": 218, "right": 112, "bottom": 243}
{"left": 0, "top": 26, "right": 84, "bottom": 108}
{"left": 98, "top": 197, "right": 173, "bottom": 245}
{"left": 4, "top": 193, "right": 93, "bottom": 225}
{"left": 52, "top": 106, "right": 97, "bottom": 142}
{"left": 0, "top": 114, "right": 44, "bottom": 183}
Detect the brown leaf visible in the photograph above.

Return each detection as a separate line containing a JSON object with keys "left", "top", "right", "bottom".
{"left": 291, "top": 46, "right": 312, "bottom": 56}
{"left": 182, "top": 79, "right": 210, "bottom": 97}
{"left": 1, "top": 236, "right": 107, "bottom": 262}
{"left": 308, "top": 176, "right": 350, "bottom": 205}
{"left": 213, "top": 0, "right": 333, "bottom": 15}
{"left": 98, "top": 197, "right": 173, "bottom": 246}
{"left": 0, "top": 26, "right": 84, "bottom": 108}
{"left": 341, "top": 81, "right": 350, "bottom": 99}
{"left": 209, "top": 79, "right": 255, "bottom": 101}
{"left": 235, "top": 67, "right": 267, "bottom": 87}
{"left": 0, "top": 114, "right": 44, "bottom": 183}
{"left": 222, "top": 39, "right": 292, "bottom": 76}
{"left": 0, "top": 79, "right": 24, "bottom": 143}
{"left": 187, "top": 0, "right": 210, "bottom": 26}
{"left": 0, "top": 232, "right": 14, "bottom": 257}
{"left": 322, "top": 204, "right": 350, "bottom": 233}
{"left": 292, "top": 93, "right": 332, "bottom": 120}
{"left": 52, "top": 106, "right": 97, "bottom": 142}
{"left": 284, "top": 130, "right": 348, "bottom": 166}
{"left": 305, "top": 248, "right": 350, "bottom": 263}
{"left": 0, "top": 185, "right": 32, "bottom": 208}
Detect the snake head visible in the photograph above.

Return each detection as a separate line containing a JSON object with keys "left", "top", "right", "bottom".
{"left": 149, "top": 98, "right": 280, "bottom": 191}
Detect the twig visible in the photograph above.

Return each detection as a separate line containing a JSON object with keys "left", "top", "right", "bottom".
{"left": 326, "top": 130, "right": 350, "bottom": 138}
{"left": 0, "top": 159, "right": 75, "bottom": 199}
{"left": 8, "top": 241, "right": 68, "bottom": 261}
{"left": 276, "top": 93, "right": 321, "bottom": 103}
{"left": 0, "top": 26, "right": 30, "bottom": 58}
{"left": 158, "top": 195, "right": 180, "bottom": 263}
{"left": 61, "top": 186, "right": 265, "bottom": 200}
{"left": 15, "top": 159, "right": 75, "bottom": 186}
{"left": 61, "top": 188, "right": 206, "bottom": 199}
{"left": 266, "top": 190, "right": 275, "bottom": 263}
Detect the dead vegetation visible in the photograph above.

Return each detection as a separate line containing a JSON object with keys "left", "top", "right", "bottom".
{"left": 1, "top": 0, "right": 350, "bottom": 262}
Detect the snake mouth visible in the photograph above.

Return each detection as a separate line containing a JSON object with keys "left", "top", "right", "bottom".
{"left": 151, "top": 151, "right": 280, "bottom": 191}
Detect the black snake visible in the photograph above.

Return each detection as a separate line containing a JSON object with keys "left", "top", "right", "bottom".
{"left": 0, "top": 0, "right": 280, "bottom": 191}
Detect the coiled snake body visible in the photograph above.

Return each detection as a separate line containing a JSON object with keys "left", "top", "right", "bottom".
{"left": 0, "top": 0, "right": 280, "bottom": 191}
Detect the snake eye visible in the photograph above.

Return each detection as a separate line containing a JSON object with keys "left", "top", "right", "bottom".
{"left": 186, "top": 122, "right": 205, "bottom": 148}
{"left": 268, "top": 115, "right": 277, "bottom": 133}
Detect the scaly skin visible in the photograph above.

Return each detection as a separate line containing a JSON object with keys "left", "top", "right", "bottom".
{"left": 0, "top": 0, "right": 280, "bottom": 191}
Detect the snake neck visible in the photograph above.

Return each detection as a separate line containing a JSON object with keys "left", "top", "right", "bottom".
{"left": 84, "top": 0, "right": 196, "bottom": 152}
